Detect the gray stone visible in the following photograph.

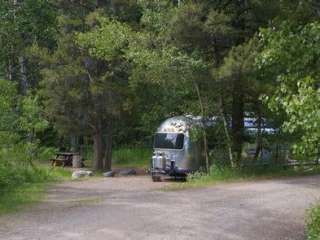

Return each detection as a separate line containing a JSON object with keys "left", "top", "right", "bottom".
{"left": 72, "top": 170, "right": 93, "bottom": 180}
{"left": 119, "top": 169, "right": 136, "bottom": 176}
{"left": 103, "top": 171, "right": 115, "bottom": 177}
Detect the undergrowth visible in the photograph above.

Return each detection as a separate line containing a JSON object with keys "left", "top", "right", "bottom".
{"left": 82, "top": 147, "right": 151, "bottom": 169}
{"left": 307, "top": 205, "right": 320, "bottom": 240}
{"left": 169, "top": 165, "right": 320, "bottom": 190}
{"left": 0, "top": 163, "right": 70, "bottom": 214}
{"left": 112, "top": 147, "right": 151, "bottom": 168}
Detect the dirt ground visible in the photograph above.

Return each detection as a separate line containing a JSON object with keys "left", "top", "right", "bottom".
{"left": 0, "top": 175, "right": 320, "bottom": 240}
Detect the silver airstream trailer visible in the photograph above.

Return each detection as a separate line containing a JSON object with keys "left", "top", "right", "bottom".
{"left": 150, "top": 115, "right": 279, "bottom": 181}
{"left": 151, "top": 116, "right": 206, "bottom": 181}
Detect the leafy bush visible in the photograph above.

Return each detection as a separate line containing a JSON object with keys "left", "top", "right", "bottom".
{"left": 0, "top": 146, "right": 60, "bottom": 191}
{"left": 112, "top": 148, "right": 152, "bottom": 168}
{"left": 0, "top": 79, "right": 59, "bottom": 192}
{"left": 0, "top": 141, "right": 70, "bottom": 213}
{"left": 307, "top": 205, "right": 320, "bottom": 240}
{"left": 187, "top": 165, "right": 244, "bottom": 184}
{"left": 185, "top": 165, "right": 320, "bottom": 188}
{"left": 0, "top": 159, "right": 70, "bottom": 214}
{"left": 80, "top": 146, "right": 152, "bottom": 168}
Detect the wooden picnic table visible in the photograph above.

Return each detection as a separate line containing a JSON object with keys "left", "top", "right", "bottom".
{"left": 50, "top": 152, "right": 81, "bottom": 167}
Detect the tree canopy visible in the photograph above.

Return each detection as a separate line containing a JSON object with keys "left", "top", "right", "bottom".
{"left": 0, "top": 0, "right": 319, "bottom": 170}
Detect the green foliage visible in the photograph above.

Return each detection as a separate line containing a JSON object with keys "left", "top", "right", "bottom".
{"left": 0, "top": 79, "right": 54, "bottom": 201}
{"left": 78, "top": 146, "right": 151, "bottom": 168}
{"left": 76, "top": 15, "right": 134, "bottom": 61}
{"left": 33, "top": 13, "right": 126, "bottom": 136}
{"left": 168, "top": 3, "right": 209, "bottom": 53}
{"left": 1, "top": 0, "right": 319, "bottom": 175}
{"left": 0, "top": 183, "right": 46, "bottom": 214}
{"left": 19, "top": 96, "right": 49, "bottom": 134}
{"left": 0, "top": 0, "right": 57, "bottom": 87}
{"left": 76, "top": 11, "right": 211, "bottom": 143}
{"left": 189, "top": 126, "right": 204, "bottom": 142}
{"left": 307, "top": 205, "right": 320, "bottom": 240}
{"left": 258, "top": 22, "right": 320, "bottom": 155}
{"left": 0, "top": 79, "right": 48, "bottom": 144}
{"left": 177, "top": 165, "right": 320, "bottom": 189}
{"left": 15, "top": 0, "right": 57, "bottom": 48}
{"left": 0, "top": 80, "right": 19, "bottom": 144}
{"left": 0, "top": 165, "right": 70, "bottom": 214}
{"left": 112, "top": 147, "right": 151, "bottom": 168}
{"left": 139, "top": 1, "right": 175, "bottom": 34}
{"left": 219, "top": 37, "right": 259, "bottom": 83}
{"left": 0, "top": 79, "right": 68, "bottom": 210}
{"left": 188, "top": 165, "right": 245, "bottom": 183}
{"left": 0, "top": 156, "right": 43, "bottom": 191}
{"left": 0, "top": 143, "right": 68, "bottom": 192}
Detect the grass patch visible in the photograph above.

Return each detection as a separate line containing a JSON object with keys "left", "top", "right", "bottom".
{"left": 43, "top": 166, "right": 71, "bottom": 180}
{"left": 168, "top": 165, "right": 320, "bottom": 190}
{"left": 112, "top": 148, "right": 151, "bottom": 168}
{"left": 0, "top": 166, "right": 71, "bottom": 214}
{"left": 307, "top": 205, "right": 320, "bottom": 240}
{"left": 0, "top": 183, "right": 47, "bottom": 214}
{"left": 81, "top": 146, "right": 151, "bottom": 169}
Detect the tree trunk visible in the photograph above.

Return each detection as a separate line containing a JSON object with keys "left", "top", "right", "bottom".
{"left": 229, "top": 0, "right": 247, "bottom": 168}
{"left": 93, "top": 121, "right": 105, "bottom": 170}
{"left": 19, "top": 56, "right": 28, "bottom": 95}
{"left": 219, "top": 96, "right": 234, "bottom": 166}
{"left": 93, "top": 118, "right": 113, "bottom": 171}
{"left": 103, "top": 119, "right": 113, "bottom": 171}
{"left": 70, "top": 135, "right": 79, "bottom": 152}
{"left": 193, "top": 81, "right": 210, "bottom": 173}
{"left": 231, "top": 77, "right": 244, "bottom": 167}
{"left": 254, "top": 102, "right": 262, "bottom": 161}
{"left": 96, "top": 0, "right": 107, "bottom": 8}
{"left": 6, "top": 58, "right": 13, "bottom": 81}
{"left": 202, "top": 129, "right": 209, "bottom": 172}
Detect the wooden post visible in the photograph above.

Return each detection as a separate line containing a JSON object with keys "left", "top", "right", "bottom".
{"left": 72, "top": 154, "right": 82, "bottom": 168}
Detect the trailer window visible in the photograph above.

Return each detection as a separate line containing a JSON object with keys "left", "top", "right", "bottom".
{"left": 154, "top": 133, "right": 184, "bottom": 149}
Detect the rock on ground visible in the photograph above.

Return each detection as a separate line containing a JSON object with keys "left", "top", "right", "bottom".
{"left": 72, "top": 170, "right": 93, "bottom": 180}
{"left": 119, "top": 169, "right": 136, "bottom": 176}
{"left": 103, "top": 171, "right": 115, "bottom": 177}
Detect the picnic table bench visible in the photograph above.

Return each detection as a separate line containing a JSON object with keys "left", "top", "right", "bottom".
{"left": 51, "top": 152, "right": 83, "bottom": 167}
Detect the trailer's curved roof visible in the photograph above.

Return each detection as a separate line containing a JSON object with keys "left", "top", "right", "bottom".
{"left": 157, "top": 116, "right": 202, "bottom": 134}
{"left": 157, "top": 115, "right": 277, "bottom": 135}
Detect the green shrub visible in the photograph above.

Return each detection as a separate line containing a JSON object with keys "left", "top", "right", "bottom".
{"left": 80, "top": 146, "right": 152, "bottom": 168}
{"left": 0, "top": 149, "right": 70, "bottom": 213}
{"left": 112, "top": 148, "right": 151, "bottom": 168}
{"left": 184, "top": 165, "right": 320, "bottom": 188}
{"left": 0, "top": 145, "right": 64, "bottom": 191}
{"left": 0, "top": 166, "right": 70, "bottom": 214}
{"left": 307, "top": 205, "right": 320, "bottom": 240}
{"left": 187, "top": 165, "right": 244, "bottom": 185}
{"left": 0, "top": 159, "right": 55, "bottom": 190}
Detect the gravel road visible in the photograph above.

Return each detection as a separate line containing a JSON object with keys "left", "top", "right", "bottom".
{"left": 0, "top": 175, "right": 320, "bottom": 240}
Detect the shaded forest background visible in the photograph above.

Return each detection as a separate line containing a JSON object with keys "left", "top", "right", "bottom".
{"left": 0, "top": 0, "right": 320, "bottom": 172}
